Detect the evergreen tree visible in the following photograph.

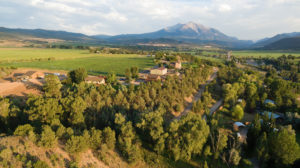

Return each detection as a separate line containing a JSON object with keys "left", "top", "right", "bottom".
{"left": 43, "top": 74, "right": 62, "bottom": 98}
{"left": 38, "top": 125, "right": 57, "bottom": 148}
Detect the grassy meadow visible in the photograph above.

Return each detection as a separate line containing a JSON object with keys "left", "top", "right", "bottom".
{"left": 232, "top": 50, "right": 300, "bottom": 58}
{"left": 0, "top": 48, "right": 155, "bottom": 75}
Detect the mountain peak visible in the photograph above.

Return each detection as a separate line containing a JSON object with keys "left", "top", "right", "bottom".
{"left": 183, "top": 22, "right": 210, "bottom": 32}
{"left": 164, "top": 22, "right": 211, "bottom": 34}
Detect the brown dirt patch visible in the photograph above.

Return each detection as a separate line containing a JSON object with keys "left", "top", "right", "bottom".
{"left": 0, "top": 68, "right": 67, "bottom": 97}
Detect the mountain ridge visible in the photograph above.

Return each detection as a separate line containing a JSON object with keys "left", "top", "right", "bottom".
{"left": 1, "top": 22, "right": 299, "bottom": 49}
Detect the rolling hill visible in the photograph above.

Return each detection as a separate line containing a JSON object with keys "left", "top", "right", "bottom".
{"left": 262, "top": 37, "right": 300, "bottom": 50}
{"left": 253, "top": 32, "right": 300, "bottom": 48}
{"left": 0, "top": 27, "right": 96, "bottom": 41}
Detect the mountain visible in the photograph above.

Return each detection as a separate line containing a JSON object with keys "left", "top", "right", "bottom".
{"left": 253, "top": 32, "right": 300, "bottom": 48}
{"left": 0, "top": 27, "right": 96, "bottom": 41}
{"left": 95, "top": 22, "right": 253, "bottom": 48}
{"left": 262, "top": 37, "right": 300, "bottom": 50}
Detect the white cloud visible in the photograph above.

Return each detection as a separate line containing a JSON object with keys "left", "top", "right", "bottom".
{"left": 0, "top": 0, "right": 300, "bottom": 40}
{"left": 218, "top": 4, "right": 232, "bottom": 12}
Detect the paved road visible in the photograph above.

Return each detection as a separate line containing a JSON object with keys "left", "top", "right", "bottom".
{"left": 175, "top": 68, "right": 218, "bottom": 120}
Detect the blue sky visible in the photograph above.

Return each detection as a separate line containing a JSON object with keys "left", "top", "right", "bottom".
{"left": 0, "top": 0, "right": 300, "bottom": 40}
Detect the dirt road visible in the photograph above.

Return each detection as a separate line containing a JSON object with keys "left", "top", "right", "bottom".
{"left": 175, "top": 68, "right": 218, "bottom": 120}
{"left": 209, "top": 99, "right": 224, "bottom": 115}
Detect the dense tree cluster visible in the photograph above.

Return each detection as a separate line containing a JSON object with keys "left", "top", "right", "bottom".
{"left": 0, "top": 53, "right": 299, "bottom": 168}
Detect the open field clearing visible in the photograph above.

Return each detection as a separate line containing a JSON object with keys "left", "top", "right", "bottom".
{"left": 0, "top": 48, "right": 155, "bottom": 75}
{"left": 232, "top": 50, "right": 300, "bottom": 58}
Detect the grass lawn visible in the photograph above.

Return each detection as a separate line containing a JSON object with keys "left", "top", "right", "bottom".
{"left": 232, "top": 50, "right": 300, "bottom": 58}
{"left": 0, "top": 48, "right": 155, "bottom": 75}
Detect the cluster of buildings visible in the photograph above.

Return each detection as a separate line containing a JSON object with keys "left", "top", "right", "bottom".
{"left": 141, "top": 61, "right": 182, "bottom": 82}
{"left": 14, "top": 71, "right": 67, "bottom": 82}
{"left": 14, "top": 61, "right": 182, "bottom": 86}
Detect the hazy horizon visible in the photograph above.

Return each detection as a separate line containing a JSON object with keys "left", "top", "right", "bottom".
{"left": 1, "top": 0, "right": 300, "bottom": 40}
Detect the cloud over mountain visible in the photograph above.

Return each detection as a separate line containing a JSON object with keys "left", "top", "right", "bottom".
{"left": 0, "top": 0, "right": 300, "bottom": 40}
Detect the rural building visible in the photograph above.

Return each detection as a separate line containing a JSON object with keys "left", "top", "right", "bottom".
{"left": 85, "top": 76, "right": 105, "bottom": 85}
{"left": 24, "top": 71, "right": 45, "bottom": 79}
{"left": 16, "top": 71, "right": 45, "bottom": 81}
{"left": 150, "top": 67, "right": 167, "bottom": 75}
{"left": 227, "top": 51, "right": 232, "bottom": 60}
{"left": 147, "top": 74, "right": 161, "bottom": 81}
{"left": 264, "top": 99, "right": 275, "bottom": 105}
{"left": 170, "top": 62, "right": 182, "bottom": 69}
{"left": 233, "top": 122, "right": 248, "bottom": 143}
{"left": 233, "top": 122, "right": 245, "bottom": 131}
{"left": 259, "top": 111, "right": 283, "bottom": 121}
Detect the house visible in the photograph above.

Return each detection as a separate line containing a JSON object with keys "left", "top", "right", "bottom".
{"left": 170, "top": 62, "right": 182, "bottom": 69}
{"left": 233, "top": 122, "right": 246, "bottom": 131}
{"left": 150, "top": 67, "right": 167, "bottom": 75}
{"left": 17, "top": 71, "right": 45, "bottom": 81}
{"left": 264, "top": 99, "right": 275, "bottom": 105}
{"left": 233, "top": 122, "right": 248, "bottom": 143}
{"left": 85, "top": 76, "right": 105, "bottom": 85}
{"left": 259, "top": 111, "right": 283, "bottom": 120}
{"left": 227, "top": 51, "right": 232, "bottom": 60}
{"left": 138, "top": 70, "right": 150, "bottom": 79}
{"left": 146, "top": 74, "right": 161, "bottom": 81}
{"left": 25, "top": 71, "right": 45, "bottom": 79}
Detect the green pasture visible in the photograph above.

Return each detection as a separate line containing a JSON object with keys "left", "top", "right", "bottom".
{"left": 232, "top": 50, "right": 300, "bottom": 58}
{"left": 0, "top": 48, "right": 101, "bottom": 62}
{"left": 0, "top": 48, "right": 154, "bottom": 75}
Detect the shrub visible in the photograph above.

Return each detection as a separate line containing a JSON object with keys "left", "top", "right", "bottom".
{"left": 14, "top": 124, "right": 34, "bottom": 137}
{"left": 90, "top": 128, "right": 102, "bottom": 150}
{"left": 65, "top": 136, "right": 88, "bottom": 154}
{"left": 38, "top": 125, "right": 57, "bottom": 148}
{"left": 33, "top": 160, "right": 50, "bottom": 168}
{"left": 102, "top": 127, "right": 116, "bottom": 150}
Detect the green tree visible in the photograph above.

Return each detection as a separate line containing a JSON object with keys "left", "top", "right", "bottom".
{"left": 25, "top": 97, "right": 63, "bottom": 124}
{"left": 167, "top": 113, "right": 209, "bottom": 161}
{"left": 66, "top": 135, "right": 88, "bottom": 154}
{"left": 256, "top": 132, "right": 270, "bottom": 166}
{"left": 269, "top": 125, "right": 300, "bottom": 165}
{"left": 89, "top": 128, "right": 102, "bottom": 150}
{"left": 125, "top": 68, "right": 132, "bottom": 83}
{"left": 130, "top": 67, "right": 139, "bottom": 79}
{"left": 38, "top": 125, "right": 57, "bottom": 148}
{"left": 137, "top": 108, "right": 168, "bottom": 154}
{"left": 102, "top": 127, "right": 116, "bottom": 150}
{"left": 0, "top": 98, "right": 10, "bottom": 131}
{"left": 67, "top": 97, "right": 87, "bottom": 128}
{"left": 14, "top": 124, "right": 36, "bottom": 142}
{"left": 115, "top": 113, "right": 141, "bottom": 163}
{"left": 231, "top": 105, "right": 244, "bottom": 121}
{"left": 106, "top": 72, "right": 117, "bottom": 85}
{"left": 33, "top": 160, "right": 50, "bottom": 168}
{"left": 67, "top": 68, "right": 87, "bottom": 84}
{"left": 43, "top": 74, "right": 62, "bottom": 98}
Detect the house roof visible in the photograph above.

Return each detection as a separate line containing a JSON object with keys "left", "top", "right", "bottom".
{"left": 264, "top": 99, "right": 275, "bottom": 105}
{"left": 234, "top": 122, "right": 245, "bottom": 127}
{"left": 261, "top": 111, "right": 282, "bottom": 119}
{"left": 157, "top": 67, "right": 167, "bottom": 70}
{"left": 147, "top": 74, "right": 160, "bottom": 79}
{"left": 85, "top": 76, "right": 105, "bottom": 82}
{"left": 24, "top": 71, "right": 37, "bottom": 76}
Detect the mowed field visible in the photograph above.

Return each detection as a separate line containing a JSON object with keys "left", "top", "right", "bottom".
{"left": 232, "top": 50, "right": 300, "bottom": 58}
{"left": 0, "top": 48, "right": 155, "bottom": 75}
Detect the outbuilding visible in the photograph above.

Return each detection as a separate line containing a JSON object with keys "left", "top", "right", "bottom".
{"left": 150, "top": 67, "right": 167, "bottom": 76}
{"left": 85, "top": 76, "right": 105, "bottom": 85}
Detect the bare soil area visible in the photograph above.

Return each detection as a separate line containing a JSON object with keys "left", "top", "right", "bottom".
{"left": 0, "top": 68, "right": 66, "bottom": 97}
